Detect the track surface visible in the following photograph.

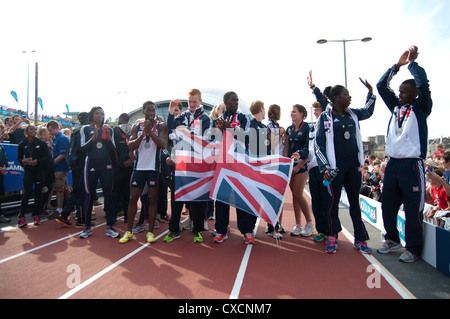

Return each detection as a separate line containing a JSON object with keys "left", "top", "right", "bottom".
{"left": 0, "top": 190, "right": 413, "bottom": 301}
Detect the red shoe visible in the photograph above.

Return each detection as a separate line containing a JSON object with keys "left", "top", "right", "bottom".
{"left": 244, "top": 233, "right": 255, "bottom": 245}
{"left": 213, "top": 233, "right": 228, "bottom": 243}
{"left": 18, "top": 217, "right": 27, "bottom": 228}
{"left": 34, "top": 216, "right": 41, "bottom": 226}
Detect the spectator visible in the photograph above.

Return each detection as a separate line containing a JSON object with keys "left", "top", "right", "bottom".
{"left": 47, "top": 120, "right": 70, "bottom": 217}
{"left": 0, "top": 134, "right": 10, "bottom": 223}
{"left": 425, "top": 168, "right": 450, "bottom": 218}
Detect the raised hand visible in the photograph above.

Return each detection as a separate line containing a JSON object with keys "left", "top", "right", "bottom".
{"left": 359, "top": 77, "right": 373, "bottom": 94}
{"left": 307, "top": 70, "right": 314, "bottom": 88}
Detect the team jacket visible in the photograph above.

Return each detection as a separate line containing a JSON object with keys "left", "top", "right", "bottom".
{"left": 167, "top": 106, "right": 213, "bottom": 137}
{"left": 17, "top": 137, "right": 51, "bottom": 171}
{"left": 315, "top": 93, "right": 376, "bottom": 173}
{"left": 376, "top": 62, "right": 432, "bottom": 160}
{"left": 79, "top": 125, "right": 117, "bottom": 165}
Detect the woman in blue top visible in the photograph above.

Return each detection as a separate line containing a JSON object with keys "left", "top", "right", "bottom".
{"left": 284, "top": 104, "right": 314, "bottom": 237}
{"left": 79, "top": 106, "right": 118, "bottom": 239}
{"left": 315, "top": 78, "right": 376, "bottom": 254}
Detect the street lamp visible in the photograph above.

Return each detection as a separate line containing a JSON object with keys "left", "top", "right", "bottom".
{"left": 317, "top": 37, "right": 372, "bottom": 88}
{"left": 118, "top": 91, "right": 127, "bottom": 113}
{"left": 22, "top": 50, "right": 36, "bottom": 117}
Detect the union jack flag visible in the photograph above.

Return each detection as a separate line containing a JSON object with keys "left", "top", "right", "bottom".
{"left": 174, "top": 128, "right": 293, "bottom": 226}
{"left": 210, "top": 130, "right": 293, "bottom": 226}
{"left": 174, "top": 128, "right": 219, "bottom": 202}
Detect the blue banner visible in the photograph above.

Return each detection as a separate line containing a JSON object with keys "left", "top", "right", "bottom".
{"left": 10, "top": 91, "right": 18, "bottom": 103}
{"left": 38, "top": 97, "right": 43, "bottom": 110}
{"left": 2, "top": 143, "right": 72, "bottom": 193}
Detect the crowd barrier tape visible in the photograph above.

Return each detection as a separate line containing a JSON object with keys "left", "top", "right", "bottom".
{"left": 340, "top": 189, "right": 450, "bottom": 277}
{"left": 2, "top": 143, "right": 72, "bottom": 194}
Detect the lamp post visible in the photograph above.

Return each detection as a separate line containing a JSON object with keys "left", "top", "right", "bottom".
{"left": 317, "top": 37, "right": 372, "bottom": 88}
{"left": 118, "top": 91, "right": 127, "bottom": 113}
{"left": 22, "top": 50, "right": 36, "bottom": 117}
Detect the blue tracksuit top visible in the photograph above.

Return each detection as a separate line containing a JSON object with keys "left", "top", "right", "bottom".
{"left": 376, "top": 62, "right": 432, "bottom": 160}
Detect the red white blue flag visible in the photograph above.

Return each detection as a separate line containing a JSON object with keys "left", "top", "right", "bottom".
{"left": 210, "top": 130, "right": 292, "bottom": 226}
{"left": 174, "top": 128, "right": 219, "bottom": 202}
{"left": 174, "top": 128, "right": 293, "bottom": 226}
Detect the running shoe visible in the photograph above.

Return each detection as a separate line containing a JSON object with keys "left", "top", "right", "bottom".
{"left": 301, "top": 223, "right": 315, "bottom": 237}
{"left": 33, "top": 216, "right": 41, "bottom": 226}
{"left": 75, "top": 222, "right": 85, "bottom": 229}
{"left": 244, "top": 233, "right": 255, "bottom": 245}
{"left": 132, "top": 224, "right": 146, "bottom": 234}
{"left": 160, "top": 215, "right": 170, "bottom": 223}
{"left": 55, "top": 214, "right": 72, "bottom": 227}
{"left": 0, "top": 215, "right": 11, "bottom": 223}
{"left": 163, "top": 231, "right": 180, "bottom": 242}
{"left": 313, "top": 233, "right": 327, "bottom": 242}
{"left": 399, "top": 251, "right": 420, "bottom": 263}
{"left": 268, "top": 230, "right": 283, "bottom": 239}
{"left": 354, "top": 240, "right": 372, "bottom": 254}
{"left": 18, "top": 217, "right": 27, "bottom": 228}
{"left": 119, "top": 231, "right": 134, "bottom": 243}
{"left": 146, "top": 232, "right": 156, "bottom": 243}
{"left": 377, "top": 239, "right": 402, "bottom": 254}
{"left": 213, "top": 233, "right": 228, "bottom": 243}
{"left": 325, "top": 236, "right": 337, "bottom": 254}
{"left": 106, "top": 227, "right": 119, "bottom": 238}
{"left": 79, "top": 228, "right": 92, "bottom": 239}
{"left": 193, "top": 232, "right": 203, "bottom": 243}
{"left": 290, "top": 224, "right": 303, "bottom": 236}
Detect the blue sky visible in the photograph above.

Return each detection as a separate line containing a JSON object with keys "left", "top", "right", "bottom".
{"left": 0, "top": 0, "right": 449, "bottom": 141}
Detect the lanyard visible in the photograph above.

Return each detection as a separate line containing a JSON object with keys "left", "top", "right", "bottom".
{"left": 396, "top": 105, "right": 410, "bottom": 129}
{"left": 188, "top": 113, "right": 203, "bottom": 128}
{"left": 289, "top": 121, "right": 304, "bottom": 146}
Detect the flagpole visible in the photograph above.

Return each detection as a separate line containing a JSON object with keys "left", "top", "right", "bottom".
{"left": 34, "top": 62, "right": 38, "bottom": 125}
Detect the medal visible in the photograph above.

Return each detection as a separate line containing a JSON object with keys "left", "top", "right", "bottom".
{"left": 96, "top": 141, "right": 103, "bottom": 149}
{"left": 344, "top": 131, "right": 350, "bottom": 140}
{"left": 396, "top": 127, "right": 403, "bottom": 136}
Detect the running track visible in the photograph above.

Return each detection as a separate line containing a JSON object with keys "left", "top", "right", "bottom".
{"left": 0, "top": 191, "right": 411, "bottom": 300}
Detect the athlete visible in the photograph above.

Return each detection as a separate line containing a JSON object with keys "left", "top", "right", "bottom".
{"left": 214, "top": 91, "right": 256, "bottom": 245}
{"left": 376, "top": 46, "right": 432, "bottom": 263}
{"left": 284, "top": 104, "right": 314, "bottom": 237}
{"left": 165, "top": 88, "right": 213, "bottom": 243}
{"left": 315, "top": 78, "right": 376, "bottom": 254}
{"left": 79, "top": 107, "right": 118, "bottom": 239}
{"left": 17, "top": 124, "right": 51, "bottom": 227}
{"left": 119, "top": 101, "right": 168, "bottom": 244}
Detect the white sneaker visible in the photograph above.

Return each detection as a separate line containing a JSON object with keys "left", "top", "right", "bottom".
{"left": 106, "top": 227, "right": 119, "bottom": 238}
{"left": 268, "top": 231, "right": 283, "bottom": 239}
{"left": 290, "top": 224, "right": 303, "bottom": 236}
{"left": 301, "top": 223, "right": 315, "bottom": 237}
{"left": 204, "top": 220, "right": 209, "bottom": 230}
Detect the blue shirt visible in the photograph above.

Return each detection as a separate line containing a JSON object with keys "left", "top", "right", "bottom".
{"left": 52, "top": 132, "right": 70, "bottom": 172}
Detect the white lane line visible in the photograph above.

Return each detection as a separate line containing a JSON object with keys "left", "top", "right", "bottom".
{"left": 340, "top": 227, "right": 415, "bottom": 299}
{"left": 0, "top": 220, "right": 108, "bottom": 264}
{"left": 229, "top": 218, "right": 261, "bottom": 299}
{"left": 58, "top": 217, "right": 188, "bottom": 299}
